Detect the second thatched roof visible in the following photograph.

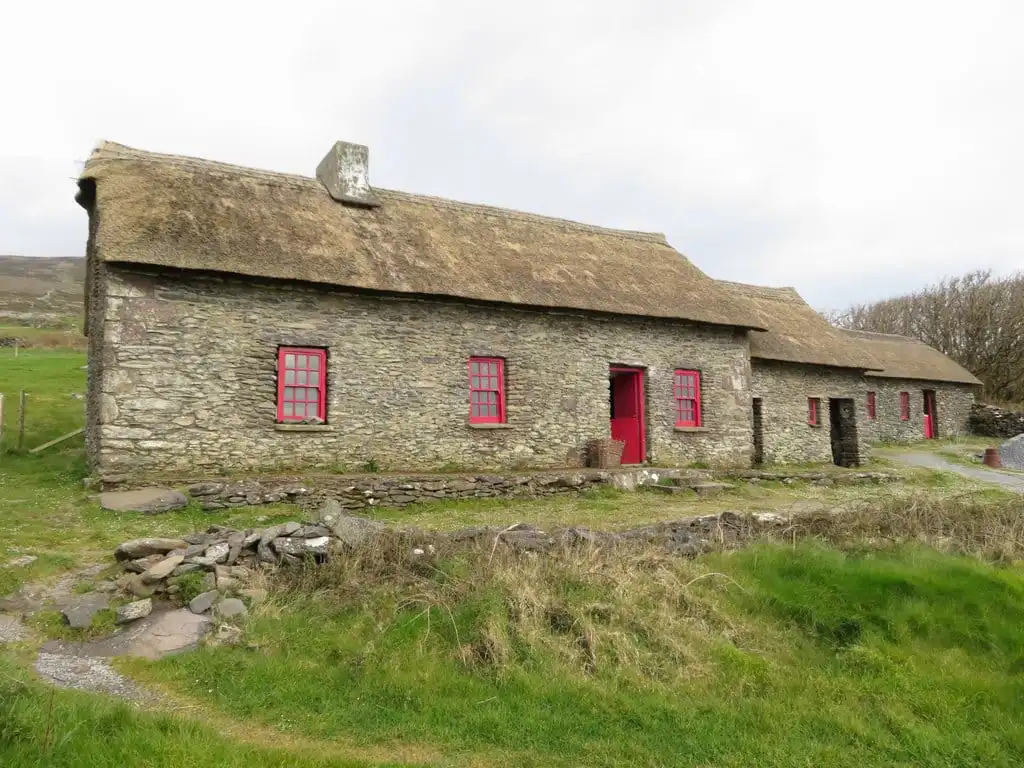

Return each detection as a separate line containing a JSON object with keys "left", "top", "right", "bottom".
{"left": 719, "top": 281, "right": 882, "bottom": 370}
{"left": 841, "top": 329, "right": 982, "bottom": 385}
{"left": 77, "top": 142, "right": 764, "bottom": 330}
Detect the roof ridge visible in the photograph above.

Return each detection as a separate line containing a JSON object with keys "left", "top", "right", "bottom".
{"left": 842, "top": 328, "right": 925, "bottom": 343}
{"left": 717, "top": 280, "right": 799, "bottom": 299}
{"left": 85, "top": 141, "right": 669, "bottom": 246}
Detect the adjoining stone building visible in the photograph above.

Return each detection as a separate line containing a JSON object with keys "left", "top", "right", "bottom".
{"left": 842, "top": 330, "right": 981, "bottom": 442}
{"left": 76, "top": 140, "right": 982, "bottom": 478}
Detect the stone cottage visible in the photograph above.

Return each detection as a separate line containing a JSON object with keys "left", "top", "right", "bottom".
{"left": 76, "top": 140, "right": 981, "bottom": 478}
{"left": 842, "top": 329, "right": 981, "bottom": 442}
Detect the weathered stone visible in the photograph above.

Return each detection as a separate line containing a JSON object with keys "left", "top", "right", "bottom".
{"left": 141, "top": 555, "right": 185, "bottom": 583}
{"left": 292, "top": 525, "right": 331, "bottom": 538}
{"left": 123, "top": 554, "right": 164, "bottom": 573}
{"left": 61, "top": 593, "right": 111, "bottom": 629}
{"left": 171, "top": 563, "right": 203, "bottom": 577}
{"left": 100, "top": 488, "right": 188, "bottom": 514}
{"left": 186, "top": 556, "right": 218, "bottom": 569}
{"left": 200, "top": 572, "right": 216, "bottom": 592}
{"left": 188, "top": 482, "right": 224, "bottom": 496}
{"left": 204, "top": 542, "right": 230, "bottom": 563}
{"left": 115, "top": 538, "right": 189, "bottom": 561}
{"left": 189, "top": 590, "right": 219, "bottom": 615}
{"left": 329, "top": 515, "right": 386, "bottom": 550}
{"left": 239, "top": 588, "right": 268, "bottom": 605}
{"left": 116, "top": 598, "right": 153, "bottom": 624}
{"left": 271, "top": 536, "right": 331, "bottom": 557}
{"left": 282, "top": 522, "right": 302, "bottom": 535}
{"left": 998, "top": 433, "right": 1024, "bottom": 470}
{"left": 257, "top": 540, "right": 277, "bottom": 564}
{"left": 213, "top": 598, "right": 248, "bottom": 620}
{"left": 226, "top": 532, "right": 245, "bottom": 565}
{"left": 125, "top": 574, "right": 157, "bottom": 598}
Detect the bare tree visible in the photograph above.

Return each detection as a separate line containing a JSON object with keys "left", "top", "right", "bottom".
{"left": 829, "top": 270, "right": 1024, "bottom": 403}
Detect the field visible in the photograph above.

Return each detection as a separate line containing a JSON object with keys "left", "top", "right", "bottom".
{"left": 2, "top": 343, "right": 1024, "bottom": 766}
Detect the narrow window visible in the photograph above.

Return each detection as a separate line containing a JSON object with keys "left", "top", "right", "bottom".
{"left": 866, "top": 391, "right": 877, "bottom": 420}
{"left": 469, "top": 357, "right": 505, "bottom": 423}
{"left": 277, "top": 347, "right": 327, "bottom": 422}
{"left": 899, "top": 391, "right": 910, "bottom": 421}
{"left": 673, "top": 369, "right": 702, "bottom": 427}
{"left": 808, "top": 397, "right": 821, "bottom": 426}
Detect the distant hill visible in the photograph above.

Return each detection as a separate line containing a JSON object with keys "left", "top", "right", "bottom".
{"left": 0, "top": 255, "right": 85, "bottom": 326}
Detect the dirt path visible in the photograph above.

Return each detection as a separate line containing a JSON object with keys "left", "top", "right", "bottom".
{"left": 877, "top": 449, "right": 1024, "bottom": 492}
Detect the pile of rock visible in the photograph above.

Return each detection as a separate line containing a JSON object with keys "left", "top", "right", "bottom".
{"left": 969, "top": 403, "right": 1024, "bottom": 439}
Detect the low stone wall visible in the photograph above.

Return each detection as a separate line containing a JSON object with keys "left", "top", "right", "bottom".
{"left": 969, "top": 403, "right": 1024, "bottom": 439}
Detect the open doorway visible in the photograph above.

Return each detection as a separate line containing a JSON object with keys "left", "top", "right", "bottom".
{"left": 609, "top": 367, "right": 646, "bottom": 464}
{"left": 751, "top": 397, "right": 764, "bottom": 466}
{"left": 828, "top": 398, "right": 860, "bottom": 467}
{"left": 922, "top": 389, "right": 937, "bottom": 439}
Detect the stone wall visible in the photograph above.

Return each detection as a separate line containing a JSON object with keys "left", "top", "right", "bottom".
{"left": 865, "top": 379, "right": 975, "bottom": 443}
{"left": 90, "top": 267, "right": 754, "bottom": 476}
{"left": 750, "top": 362, "right": 869, "bottom": 465}
{"left": 969, "top": 403, "right": 1024, "bottom": 438}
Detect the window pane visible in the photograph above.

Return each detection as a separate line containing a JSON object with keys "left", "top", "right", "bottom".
{"left": 284, "top": 370, "right": 296, "bottom": 385}
{"left": 489, "top": 404, "right": 497, "bottom": 416}
{"left": 490, "top": 362, "right": 498, "bottom": 375}
{"left": 283, "top": 402, "right": 294, "bottom": 417}
{"left": 471, "top": 404, "right": 480, "bottom": 417}
{"left": 470, "top": 362, "right": 479, "bottom": 374}
{"left": 296, "top": 355, "right": 307, "bottom": 368}
{"left": 285, "top": 354, "right": 295, "bottom": 368}
{"left": 487, "top": 391, "right": 496, "bottom": 404}
{"left": 284, "top": 387, "right": 294, "bottom": 400}
{"left": 309, "top": 355, "right": 320, "bottom": 370}
{"left": 296, "top": 370, "right": 307, "bottom": 385}
{"left": 471, "top": 376, "right": 480, "bottom": 389}
{"left": 297, "top": 403, "right": 309, "bottom": 419}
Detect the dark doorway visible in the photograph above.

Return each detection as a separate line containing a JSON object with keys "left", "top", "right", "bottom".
{"left": 610, "top": 367, "right": 646, "bottom": 464}
{"left": 923, "top": 389, "right": 937, "bottom": 439}
{"left": 752, "top": 397, "right": 764, "bottom": 466}
{"left": 828, "top": 398, "right": 860, "bottom": 467}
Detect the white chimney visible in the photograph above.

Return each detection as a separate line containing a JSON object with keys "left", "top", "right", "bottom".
{"left": 315, "top": 141, "right": 381, "bottom": 207}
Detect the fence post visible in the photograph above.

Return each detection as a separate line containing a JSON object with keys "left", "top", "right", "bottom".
{"left": 0, "top": 392, "right": 5, "bottom": 450}
{"left": 17, "top": 391, "right": 26, "bottom": 451}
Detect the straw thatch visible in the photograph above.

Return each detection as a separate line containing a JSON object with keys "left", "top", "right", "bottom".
{"left": 78, "top": 142, "right": 764, "bottom": 330}
{"left": 718, "top": 281, "right": 881, "bottom": 370}
{"left": 841, "top": 329, "right": 982, "bottom": 385}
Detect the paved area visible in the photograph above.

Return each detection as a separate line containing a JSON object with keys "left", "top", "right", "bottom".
{"left": 878, "top": 449, "right": 1024, "bottom": 492}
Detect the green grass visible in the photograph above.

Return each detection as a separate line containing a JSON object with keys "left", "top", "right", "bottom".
{"left": 0, "top": 348, "right": 87, "bottom": 453}
{"left": 0, "top": 658, "right": 396, "bottom": 767}
{"left": 123, "top": 543, "right": 1024, "bottom": 767}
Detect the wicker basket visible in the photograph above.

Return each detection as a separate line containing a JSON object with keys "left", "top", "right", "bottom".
{"left": 588, "top": 438, "right": 626, "bottom": 469}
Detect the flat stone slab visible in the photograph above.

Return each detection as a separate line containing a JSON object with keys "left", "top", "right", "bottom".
{"left": 43, "top": 607, "right": 211, "bottom": 661}
{"left": 61, "top": 593, "right": 111, "bottom": 629}
{"left": 100, "top": 488, "right": 188, "bottom": 515}
{"left": 116, "top": 598, "right": 153, "bottom": 624}
{"left": 115, "top": 538, "right": 189, "bottom": 561}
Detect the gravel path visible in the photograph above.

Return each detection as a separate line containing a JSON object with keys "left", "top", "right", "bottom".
{"left": 877, "top": 449, "right": 1024, "bottom": 492}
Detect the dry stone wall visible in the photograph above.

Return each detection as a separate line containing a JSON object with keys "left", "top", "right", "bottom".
{"left": 969, "top": 403, "right": 1024, "bottom": 439}
{"left": 89, "top": 267, "right": 754, "bottom": 476}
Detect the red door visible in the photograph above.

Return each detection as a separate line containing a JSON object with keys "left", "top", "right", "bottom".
{"left": 923, "top": 390, "right": 936, "bottom": 439}
{"left": 610, "top": 368, "right": 645, "bottom": 464}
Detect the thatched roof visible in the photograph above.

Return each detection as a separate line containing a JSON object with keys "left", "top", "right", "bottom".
{"left": 718, "top": 281, "right": 881, "bottom": 370}
{"left": 77, "top": 142, "right": 764, "bottom": 329}
{"left": 841, "top": 329, "right": 982, "bottom": 385}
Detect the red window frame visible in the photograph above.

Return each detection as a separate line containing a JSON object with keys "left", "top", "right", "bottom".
{"left": 673, "top": 369, "right": 702, "bottom": 427}
{"left": 276, "top": 347, "right": 327, "bottom": 423}
{"left": 866, "top": 391, "right": 877, "bottom": 420}
{"left": 808, "top": 397, "right": 820, "bottom": 426}
{"left": 468, "top": 357, "right": 506, "bottom": 424}
{"left": 899, "top": 391, "right": 910, "bottom": 421}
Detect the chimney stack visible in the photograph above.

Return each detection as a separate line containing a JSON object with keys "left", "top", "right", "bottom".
{"left": 316, "top": 141, "right": 380, "bottom": 207}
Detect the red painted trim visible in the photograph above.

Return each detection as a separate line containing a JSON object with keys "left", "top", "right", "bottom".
{"left": 673, "top": 369, "right": 702, "bottom": 427}
{"left": 807, "top": 397, "right": 819, "bottom": 426}
{"left": 866, "top": 391, "right": 877, "bottom": 420}
{"left": 610, "top": 367, "right": 646, "bottom": 463}
{"left": 899, "top": 391, "right": 910, "bottom": 421}
{"left": 277, "top": 347, "right": 327, "bottom": 422}
{"left": 468, "top": 357, "right": 506, "bottom": 423}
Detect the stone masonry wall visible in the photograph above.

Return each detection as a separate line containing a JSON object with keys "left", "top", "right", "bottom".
{"left": 865, "top": 379, "right": 975, "bottom": 443}
{"left": 750, "top": 362, "right": 869, "bottom": 465}
{"left": 91, "top": 267, "right": 754, "bottom": 476}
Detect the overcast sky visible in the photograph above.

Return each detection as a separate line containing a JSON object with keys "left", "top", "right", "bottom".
{"left": 2, "top": 1, "right": 1022, "bottom": 310}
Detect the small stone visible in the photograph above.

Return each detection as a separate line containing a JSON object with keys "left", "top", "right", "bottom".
{"left": 115, "top": 538, "right": 189, "bottom": 561}
{"left": 239, "top": 588, "right": 268, "bottom": 605}
{"left": 242, "top": 531, "right": 261, "bottom": 548}
{"left": 329, "top": 515, "right": 386, "bottom": 550}
{"left": 204, "top": 542, "right": 230, "bottom": 563}
{"left": 171, "top": 563, "right": 202, "bottom": 577}
{"left": 212, "top": 623, "right": 243, "bottom": 646}
{"left": 200, "top": 572, "right": 216, "bottom": 592}
{"left": 116, "top": 598, "right": 153, "bottom": 624}
{"left": 271, "top": 536, "right": 332, "bottom": 557}
{"left": 61, "top": 593, "right": 111, "bottom": 629}
{"left": 186, "top": 556, "right": 218, "bottom": 569}
{"left": 5, "top": 555, "right": 37, "bottom": 568}
{"left": 282, "top": 522, "right": 302, "bottom": 535}
{"left": 123, "top": 554, "right": 164, "bottom": 574}
{"left": 125, "top": 574, "right": 156, "bottom": 598}
{"left": 189, "top": 590, "right": 219, "bottom": 615}
{"left": 141, "top": 555, "right": 185, "bottom": 584}
{"left": 213, "top": 598, "right": 247, "bottom": 620}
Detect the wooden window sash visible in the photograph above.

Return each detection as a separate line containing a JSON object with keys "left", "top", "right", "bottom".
{"left": 468, "top": 357, "right": 506, "bottom": 424}
{"left": 277, "top": 347, "right": 327, "bottom": 423}
{"left": 673, "top": 369, "right": 702, "bottom": 427}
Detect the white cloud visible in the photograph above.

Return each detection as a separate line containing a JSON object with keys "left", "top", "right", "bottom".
{"left": 1, "top": 0, "right": 1022, "bottom": 308}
